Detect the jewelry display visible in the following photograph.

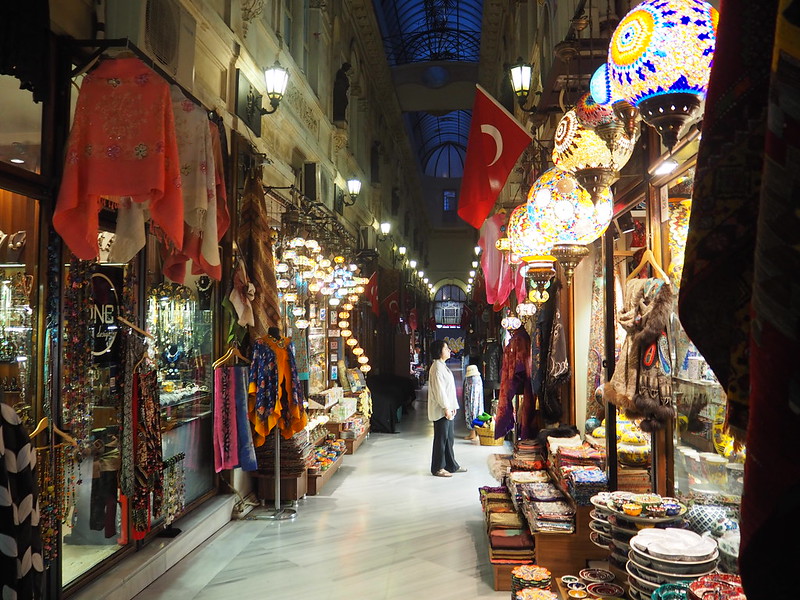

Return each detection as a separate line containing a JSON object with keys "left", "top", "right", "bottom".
{"left": 161, "top": 453, "right": 186, "bottom": 527}
{"left": 196, "top": 275, "right": 213, "bottom": 311}
{"left": 62, "top": 257, "right": 96, "bottom": 455}
{"left": 6, "top": 230, "right": 26, "bottom": 264}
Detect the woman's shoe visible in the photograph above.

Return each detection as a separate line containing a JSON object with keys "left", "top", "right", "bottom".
{"left": 464, "top": 431, "right": 477, "bottom": 440}
{"left": 433, "top": 469, "right": 452, "bottom": 477}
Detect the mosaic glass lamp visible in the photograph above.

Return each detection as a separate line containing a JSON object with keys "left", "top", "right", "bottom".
{"left": 552, "top": 109, "right": 637, "bottom": 204}
{"left": 590, "top": 64, "right": 641, "bottom": 139}
{"left": 526, "top": 168, "right": 613, "bottom": 283}
{"left": 607, "top": 0, "right": 718, "bottom": 149}
{"left": 507, "top": 204, "right": 552, "bottom": 262}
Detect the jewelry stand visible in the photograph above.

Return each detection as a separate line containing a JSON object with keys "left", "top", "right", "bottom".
{"left": 263, "top": 428, "right": 296, "bottom": 520}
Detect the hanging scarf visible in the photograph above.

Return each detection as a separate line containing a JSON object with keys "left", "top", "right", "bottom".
{"left": 54, "top": 57, "right": 184, "bottom": 261}
{"left": 495, "top": 327, "right": 533, "bottom": 440}
{"left": 131, "top": 370, "right": 164, "bottom": 539}
{"left": 232, "top": 365, "right": 258, "bottom": 471}
{"left": 213, "top": 366, "right": 239, "bottom": 472}
{"left": 237, "top": 172, "right": 281, "bottom": 337}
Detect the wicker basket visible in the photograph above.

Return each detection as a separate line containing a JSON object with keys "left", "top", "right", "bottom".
{"left": 476, "top": 425, "right": 504, "bottom": 446}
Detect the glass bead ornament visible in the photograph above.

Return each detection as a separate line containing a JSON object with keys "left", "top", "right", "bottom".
{"left": 360, "top": 364, "right": 371, "bottom": 373}
{"left": 607, "top": 0, "right": 718, "bottom": 149}
{"left": 341, "top": 329, "right": 352, "bottom": 338}
{"left": 357, "top": 355, "right": 369, "bottom": 364}
{"left": 552, "top": 109, "right": 637, "bottom": 204}
{"left": 346, "top": 337, "right": 358, "bottom": 347}
{"left": 352, "top": 347, "right": 364, "bottom": 356}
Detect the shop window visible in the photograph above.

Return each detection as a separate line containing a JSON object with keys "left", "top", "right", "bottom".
{"left": 60, "top": 244, "right": 131, "bottom": 586}
{"left": 0, "top": 75, "right": 42, "bottom": 174}
{"left": 434, "top": 284, "right": 465, "bottom": 326}
{"left": 144, "top": 234, "right": 215, "bottom": 507}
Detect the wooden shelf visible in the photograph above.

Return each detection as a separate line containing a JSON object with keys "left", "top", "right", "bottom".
{"left": 307, "top": 452, "right": 344, "bottom": 496}
{"left": 344, "top": 425, "right": 369, "bottom": 455}
{"left": 533, "top": 505, "right": 608, "bottom": 579}
{"left": 253, "top": 469, "right": 308, "bottom": 502}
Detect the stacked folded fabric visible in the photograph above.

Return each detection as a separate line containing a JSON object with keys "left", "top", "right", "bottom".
{"left": 487, "top": 453, "right": 513, "bottom": 483}
{"left": 515, "top": 439, "right": 545, "bottom": 463}
{"left": 566, "top": 466, "right": 608, "bottom": 505}
{"left": 479, "top": 485, "right": 535, "bottom": 564}
{"left": 255, "top": 428, "right": 314, "bottom": 477}
{"left": 519, "top": 482, "right": 565, "bottom": 502}
{"left": 555, "top": 443, "right": 607, "bottom": 471}
{"left": 523, "top": 499, "right": 576, "bottom": 533}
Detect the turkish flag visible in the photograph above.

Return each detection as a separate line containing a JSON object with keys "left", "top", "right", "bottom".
{"left": 382, "top": 290, "right": 401, "bottom": 325}
{"left": 365, "top": 272, "right": 379, "bottom": 316}
{"left": 457, "top": 85, "right": 532, "bottom": 229}
{"left": 408, "top": 306, "right": 418, "bottom": 331}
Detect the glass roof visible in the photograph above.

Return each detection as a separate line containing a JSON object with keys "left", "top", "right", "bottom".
{"left": 373, "top": 0, "right": 483, "bottom": 65}
{"left": 373, "top": 0, "right": 483, "bottom": 179}
{"left": 405, "top": 110, "right": 469, "bottom": 178}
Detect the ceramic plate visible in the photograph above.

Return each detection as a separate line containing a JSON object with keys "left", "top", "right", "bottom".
{"left": 630, "top": 529, "right": 718, "bottom": 561}
{"left": 589, "top": 531, "right": 610, "bottom": 549}
{"left": 579, "top": 568, "right": 614, "bottom": 583}
{"left": 589, "top": 508, "right": 609, "bottom": 522}
{"left": 629, "top": 545, "right": 719, "bottom": 574}
{"left": 589, "top": 520, "right": 611, "bottom": 535}
{"left": 625, "top": 563, "right": 660, "bottom": 593}
{"left": 628, "top": 551, "right": 714, "bottom": 583}
{"left": 586, "top": 582, "right": 625, "bottom": 597}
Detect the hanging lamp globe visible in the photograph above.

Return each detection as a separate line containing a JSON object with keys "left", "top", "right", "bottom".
{"left": 552, "top": 109, "right": 636, "bottom": 204}
{"left": 526, "top": 168, "right": 613, "bottom": 285}
{"left": 507, "top": 204, "right": 552, "bottom": 263}
{"left": 607, "top": 0, "right": 718, "bottom": 149}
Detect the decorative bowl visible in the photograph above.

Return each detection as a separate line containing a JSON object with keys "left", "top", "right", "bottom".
{"left": 663, "top": 501, "right": 681, "bottom": 516}
{"left": 618, "top": 443, "right": 651, "bottom": 467}
{"left": 567, "top": 581, "right": 586, "bottom": 591}
{"left": 647, "top": 504, "right": 667, "bottom": 518}
{"left": 623, "top": 502, "right": 643, "bottom": 516}
{"left": 629, "top": 547, "right": 719, "bottom": 575}
{"left": 586, "top": 582, "right": 625, "bottom": 597}
{"left": 652, "top": 582, "right": 691, "bottom": 600}
{"left": 561, "top": 575, "right": 580, "bottom": 585}
{"left": 567, "top": 591, "right": 588, "bottom": 599}
{"left": 686, "top": 505, "right": 728, "bottom": 534}
{"left": 579, "top": 568, "right": 614, "bottom": 583}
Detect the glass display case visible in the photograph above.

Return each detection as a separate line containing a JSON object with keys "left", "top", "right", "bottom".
{"left": 145, "top": 272, "right": 215, "bottom": 505}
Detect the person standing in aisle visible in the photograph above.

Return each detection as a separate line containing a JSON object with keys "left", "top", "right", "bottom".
{"left": 428, "top": 340, "right": 467, "bottom": 477}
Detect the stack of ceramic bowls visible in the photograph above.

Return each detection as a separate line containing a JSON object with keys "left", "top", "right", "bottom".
{"left": 511, "top": 564, "right": 552, "bottom": 599}
{"left": 687, "top": 573, "right": 745, "bottom": 600}
{"left": 651, "top": 582, "right": 691, "bottom": 600}
{"left": 626, "top": 529, "right": 718, "bottom": 600}
{"left": 588, "top": 496, "right": 612, "bottom": 550}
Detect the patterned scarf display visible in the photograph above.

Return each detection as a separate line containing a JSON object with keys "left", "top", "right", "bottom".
{"left": 213, "top": 366, "right": 239, "bottom": 472}
{"left": 237, "top": 171, "right": 281, "bottom": 338}
{"left": 131, "top": 370, "right": 164, "bottom": 539}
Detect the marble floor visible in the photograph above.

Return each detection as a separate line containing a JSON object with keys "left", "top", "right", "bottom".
{"left": 134, "top": 363, "right": 513, "bottom": 599}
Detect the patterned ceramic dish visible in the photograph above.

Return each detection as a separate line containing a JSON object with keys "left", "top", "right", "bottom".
{"left": 586, "top": 582, "right": 625, "bottom": 597}
{"left": 589, "top": 508, "right": 610, "bottom": 522}
{"left": 590, "top": 531, "right": 611, "bottom": 549}
{"left": 625, "top": 563, "right": 660, "bottom": 594}
{"left": 630, "top": 529, "right": 718, "bottom": 562}
{"left": 589, "top": 519, "right": 611, "bottom": 535}
{"left": 579, "top": 568, "right": 615, "bottom": 583}
{"left": 561, "top": 575, "right": 580, "bottom": 585}
{"left": 652, "top": 582, "right": 691, "bottom": 600}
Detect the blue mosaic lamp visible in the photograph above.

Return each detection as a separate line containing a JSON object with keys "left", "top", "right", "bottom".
{"left": 607, "top": 0, "right": 718, "bottom": 149}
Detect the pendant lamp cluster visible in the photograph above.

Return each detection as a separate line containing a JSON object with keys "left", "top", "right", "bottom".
{"left": 276, "top": 236, "right": 373, "bottom": 373}
{"left": 502, "top": 0, "right": 716, "bottom": 288}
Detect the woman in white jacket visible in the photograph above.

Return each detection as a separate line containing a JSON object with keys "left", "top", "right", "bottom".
{"left": 428, "top": 340, "right": 467, "bottom": 477}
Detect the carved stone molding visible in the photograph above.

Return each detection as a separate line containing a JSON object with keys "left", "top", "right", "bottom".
{"left": 284, "top": 84, "right": 320, "bottom": 138}
{"left": 332, "top": 128, "right": 349, "bottom": 153}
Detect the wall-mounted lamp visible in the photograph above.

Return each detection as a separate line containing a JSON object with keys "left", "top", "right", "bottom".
{"left": 474, "top": 245, "right": 482, "bottom": 256}
{"left": 262, "top": 60, "right": 289, "bottom": 114}
{"left": 409, "top": 259, "right": 417, "bottom": 269}
{"left": 508, "top": 57, "right": 538, "bottom": 113}
{"left": 469, "top": 270, "right": 476, "bottom": 278}
{"left": 378, "top": 221, "right": 391, "bottom": 242}
{"left": 471, "top": 260, "right": 478, "bottom": 268}
{"left": 418, "top": 270, "right": 424, "bottom": 278}
{"left": 344, "top": 178, "right": 362, "bottom": 206}
{"left": 398, "top": 246, "right": 407, "bottom": 256}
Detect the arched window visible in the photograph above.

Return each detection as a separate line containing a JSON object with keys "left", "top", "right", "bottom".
{"left": 434, "top": 284, "right": 466, "bottom": 326}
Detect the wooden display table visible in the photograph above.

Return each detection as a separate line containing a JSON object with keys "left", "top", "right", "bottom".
{"left": 344, "top": 425, "right": 369, "bottom": 454}
{"left": 307, "top": 452, "right": 344, "bottom": 496}
{"left": 254, "top": 469, "right": 308, "bottom": 502}
{"left": 490, "top": 558, "right": 519, "bottom": 592}
{"left": 533, "top": 505, "right": 608, "bottom": 579}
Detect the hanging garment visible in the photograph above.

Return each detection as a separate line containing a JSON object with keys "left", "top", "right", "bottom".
{"left": 248, "top": 336, "right": 307, "bottom": 445}
{"left": 738, "top": 2, "right": 800, "bottom": 593}
{"left": 131, "top": 370, "right": 164, "bottom": 539}
{"left": 229, "top": 260, "right": 255, "bottom": 328}
{"left": 495, "top": 327, "right": 534, "bottom": 440}
{"left": 604, "top": 278, "right": 674, "bottom": 421}
{"left": 531, "top": 279, "right": 564, "bottom": 425}
{"left": 482, "top": 340, "right": 502, "bottom": 390}
{"left": 463, "top": 366, "right": 484, "bottom": 430}
{"left": 480, "top": 213, "right": 507, "bottom": 305}
{"left": 213, "top": 366, "right": 239, "bottom": 472}
{"left": 0, "top": 403, "right": 43, "bottom": 600}
{"left": 160, "top": 87, "right": 227, "bottom": 283}
{"left": 54, "top": 57, "right": 183, "bottom": 261}
{"left": 231, "top": 365, "right": 257, "bottom": 471}
{"left": 89, "top": 431, "right": 120, "bottom": 538}
{"left": 237, "top": 172, "right": 281, "bottom": 338}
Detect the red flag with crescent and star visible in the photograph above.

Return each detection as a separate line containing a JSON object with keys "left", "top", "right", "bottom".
{"left": 408, "top": 306, "right": 418, "bottom": 331}
{"left": 365, "top": 272, "right": 379, "bottom": 316}
{"left": 382, "top": 289, "right": 401, "bottom": 325}
{"left": 457, "top": 84, "right": 532, "bottom": 229}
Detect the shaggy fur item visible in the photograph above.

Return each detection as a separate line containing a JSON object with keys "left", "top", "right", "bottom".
{"left": 604, "top": 279, "right": 674, "bottom": 420}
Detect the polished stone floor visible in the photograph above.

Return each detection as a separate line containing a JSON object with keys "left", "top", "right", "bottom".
{"left": 134, "top": 363, "right": 512, "bottom": 599}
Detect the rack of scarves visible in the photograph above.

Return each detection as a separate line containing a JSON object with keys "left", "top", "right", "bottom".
{"left": 212, "top": 357, "right": 257, "bottom": 473}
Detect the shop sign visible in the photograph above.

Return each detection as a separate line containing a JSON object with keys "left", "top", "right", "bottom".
{"left": 91, "top": 267, "right": 123, "bottom": 362}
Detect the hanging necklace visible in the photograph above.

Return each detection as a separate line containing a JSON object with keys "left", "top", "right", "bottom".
{"left": 196, "top": 276, "right": 213, "bottom": 293}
